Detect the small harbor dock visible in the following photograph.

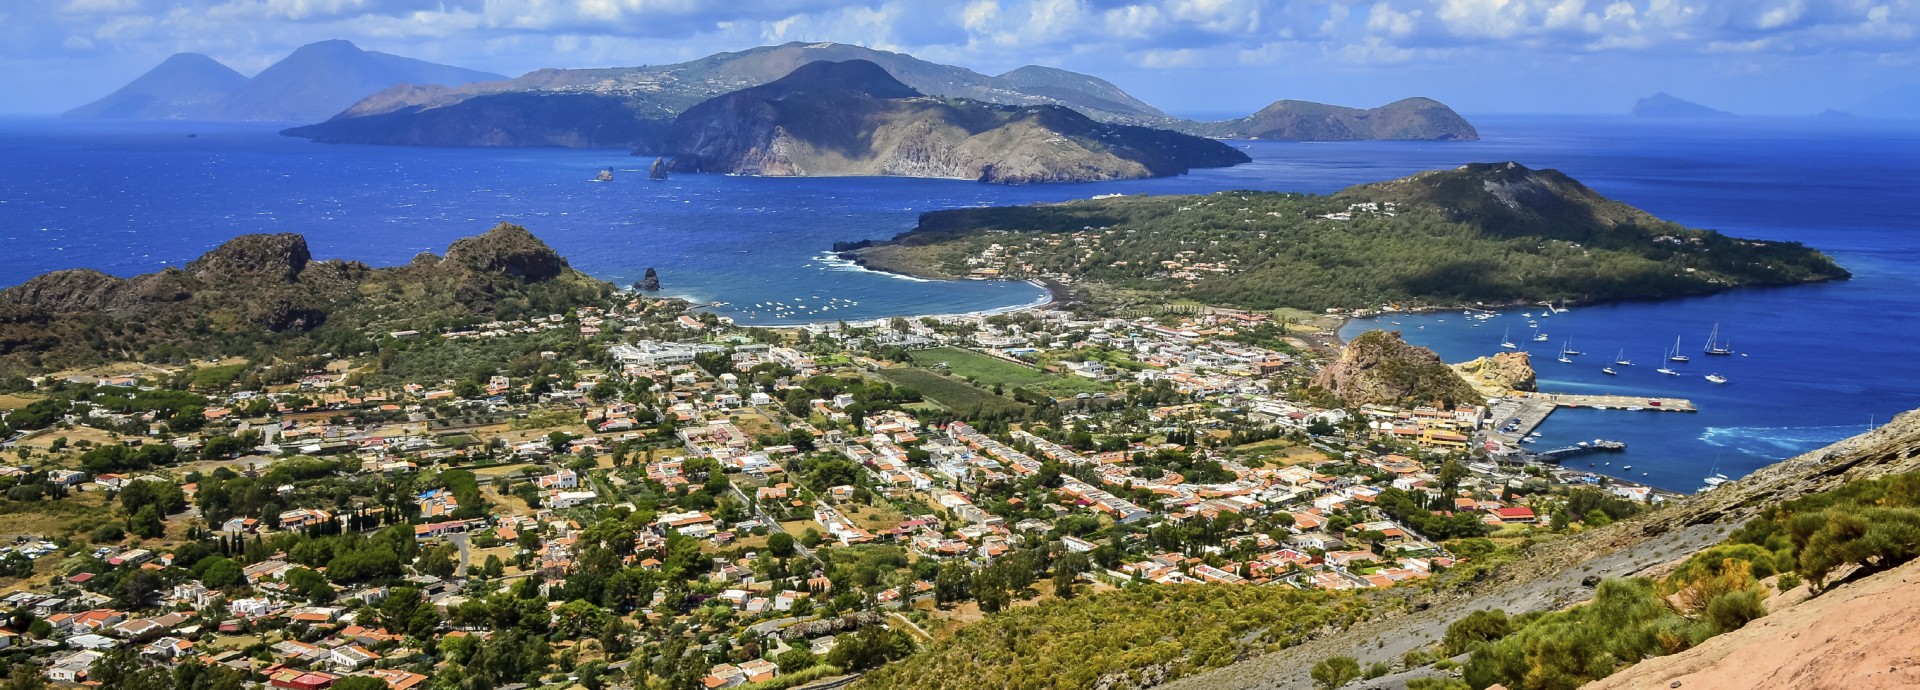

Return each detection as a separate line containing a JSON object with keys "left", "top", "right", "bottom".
{"left": 1488, "top": 392, "right": 1695, "bottom": 446}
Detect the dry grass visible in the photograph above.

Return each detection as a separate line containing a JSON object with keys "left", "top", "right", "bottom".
{"left": 0, "top": 394, "right": 42, "bottom": 411}
{"left": 0, "top": 492, "right": 114, "bottom": 540}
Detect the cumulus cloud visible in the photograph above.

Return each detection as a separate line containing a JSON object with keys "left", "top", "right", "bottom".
{"left": 3, "top": 0, "right": 1918, "bottom": 114}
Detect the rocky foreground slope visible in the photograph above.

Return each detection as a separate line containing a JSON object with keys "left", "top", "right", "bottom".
{"left": 1153, "top": 407, "right": 1920, "bottom": 690}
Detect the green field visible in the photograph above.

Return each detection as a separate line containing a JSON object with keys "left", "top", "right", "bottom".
{"left": 876, "top": 367, "right": 1029, "bottom": 416}
{"left": 908, "top": 347, "right": 1105, "bottom": 395}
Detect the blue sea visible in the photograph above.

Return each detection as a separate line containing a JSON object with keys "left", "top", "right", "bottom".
{"left": 3, "top": 115, "right": 1918, "bottom": 490}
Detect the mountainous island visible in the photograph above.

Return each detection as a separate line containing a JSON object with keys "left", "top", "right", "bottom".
{"left": 65, "top": 39, "right": 503, "bottom": 122}
{"left": 1631, "top": 92, "right": 1736, "bottom": 118}
{"left": 1188, "top": 97, "right": 1479, "bottom": 141}
{"left": 652, "top": 60, "right": 1248, "bottom": 183}
{"left": 0, "top": 224, "right": 608, "bottom": 372}
{"left": 281, "top": 41, "right": 1476, "bottom": 148}
{"left": 840, "top": 162, "right": 1848, "bottom": 309}
{"left": 60, "top": 53, "right": 250, "bottom": 120}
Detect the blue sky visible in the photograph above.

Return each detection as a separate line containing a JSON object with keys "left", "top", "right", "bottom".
{"left": 4, "top": 0, "right": 1916, "bottom": 116}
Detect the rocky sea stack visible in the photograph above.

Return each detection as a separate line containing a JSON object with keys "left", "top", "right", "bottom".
{"left": 635, "top": 267, "right": 661, "bottom": 291}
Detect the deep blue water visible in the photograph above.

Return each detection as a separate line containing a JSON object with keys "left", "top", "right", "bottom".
{"left": 3, "top": 115, "right": 1918, "bottom": 489}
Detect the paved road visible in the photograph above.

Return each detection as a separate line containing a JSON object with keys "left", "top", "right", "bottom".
{"left": 448, "top": 532, "right": 471, "bottom": 577}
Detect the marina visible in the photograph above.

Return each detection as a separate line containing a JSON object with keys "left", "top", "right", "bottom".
{"left": 1489, "top": 393, "right": 1697, "bottom": 446}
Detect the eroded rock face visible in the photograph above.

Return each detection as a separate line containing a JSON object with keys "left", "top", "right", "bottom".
{"left": 1455, "top": 351, "right": 1538, "bottom": 393}
{"left": 1314, "top": 330, "right": 1481, "bottom": 408}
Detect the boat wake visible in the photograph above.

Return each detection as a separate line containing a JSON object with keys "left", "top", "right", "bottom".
{"left": 1698, "top": 424, "right": 1871, "bottom": 457}
{"left": 812, "top": 253, "right": 933, "bottom": 282}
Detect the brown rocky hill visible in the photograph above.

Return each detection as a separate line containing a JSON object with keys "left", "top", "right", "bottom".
{"left": 0, "top": 223, "right": 609, "bottom": 373}
{"left": 1312, "top": 330, "right": 1481, "bottom": 408}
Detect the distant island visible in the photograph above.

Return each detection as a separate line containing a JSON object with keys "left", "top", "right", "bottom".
{"left": 1631, "top": 92, "right": 1736, "bottom": 118}
{"left": 1186, "top": 97, "right": 1478, "bottom": 141}
{"left": 65, "top": 39, "right": 503, "bottom": 123}
{"left": 839, "top": 162, "right": 1848, "bottom": 310}
{"left": 279, "top": 41, "right": 1476, "bottom": 148}
{"left": 0, "top": 224, "right": 609, "bottom": 373}
{"left": 652, "top": 60, "right": 1248, "bottom": 183}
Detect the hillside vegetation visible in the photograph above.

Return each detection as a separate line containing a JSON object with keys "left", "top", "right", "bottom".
{"left": 0, "top": 223, "right": 611, "bottom": 373}
{"left": 847, "top": 163, "right": 1847, "bottom": 310}
{"left": 852, "top": 585, "right": 1369, "bottom": 690}
{"left": 1449, "top": 468, "right": 1920, "bottom": 689}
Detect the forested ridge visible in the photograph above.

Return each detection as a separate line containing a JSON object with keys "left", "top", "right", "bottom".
{"left": 852, "top": 163, "right": 1847, "bottom": 310}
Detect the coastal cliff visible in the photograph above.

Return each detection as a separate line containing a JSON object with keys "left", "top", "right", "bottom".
{"left": 1453, "top": 350, "right": 1538, "bottom": 395}
{"left": 654, "top": 60, "right": 1248, "bottom": 183}
{"left": 0, "top": 224, "right": 610, "bottom": 373}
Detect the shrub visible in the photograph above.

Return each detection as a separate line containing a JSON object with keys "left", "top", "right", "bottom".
{"left": 1311, "top": 656, "right": 1361, "bottom": 690}
{"left": 1704, "top": 590, "right": 1767, "bottom": 633}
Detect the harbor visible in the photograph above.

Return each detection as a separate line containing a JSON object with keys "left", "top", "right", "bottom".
{"left": 1488, "top": 392, "right": 1697, "bottom": 446}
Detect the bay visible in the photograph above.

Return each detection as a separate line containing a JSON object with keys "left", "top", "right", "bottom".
{"left": 3, "top": 114, "right": 1917, "bottom": 489}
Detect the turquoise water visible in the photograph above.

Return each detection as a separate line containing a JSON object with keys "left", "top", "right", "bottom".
{"left": 3, "top": 115, "right": 1918, "bottom": 489}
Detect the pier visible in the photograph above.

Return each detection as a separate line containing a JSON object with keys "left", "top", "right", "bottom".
{"left": 1487, "top": 392, "right": 1695, "bottom": 446}
{"left": 1534, "top": 439, "right": 1627, "bottom": 463}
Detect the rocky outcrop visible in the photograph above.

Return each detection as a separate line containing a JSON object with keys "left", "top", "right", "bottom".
{"left": 656, "top": 60, "right": 1248, "bottom": 183}
{"left": 1313, "top": 330, "right": 1481, "bottom": 408}
{"left": 442, "top": 223, "right": 570, "bottom": 281}
{"left": 1453, "top": 350, "right": 1537, "bottom": 394}
{"left": 634, "top": 267, "right": 661, "bottom": 291}
{"left": 185, "top": 233, "right": 312, "bottom": 283}
{"left": 648, "top": 157, "right": 669, "bottom": 180}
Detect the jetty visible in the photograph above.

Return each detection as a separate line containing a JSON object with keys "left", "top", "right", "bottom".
{"left": 1487, "top": 392, "right": 1695, "bottom": 446}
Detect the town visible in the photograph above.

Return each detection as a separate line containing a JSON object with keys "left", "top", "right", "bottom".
{"left": 0, "top": 291, "right": 1668, "bottom": 690}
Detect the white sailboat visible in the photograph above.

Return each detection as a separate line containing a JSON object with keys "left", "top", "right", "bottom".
{"left": 1533, "top": 331, "right": 1550, "bottom": 342}
{"left": 1500, "top": 328, "right": 1518, "bottom": 350}
{"left": 1706, "top": 373, "right": 1729, "bottom": 384}
{"left": 1558, "top": 338, "right": 1574, "bottom": 363}
{"left": 1614, "top": 349, "right": 1633, "bottom": 366}
{"left": 1704, "top": 323, "right": 1733, "bottom": 356}
{"left": 1602, "top": 367, "right": 1618, "bottom": 375}
{"left": 1562, "top": 338, "right": 1582, "bottom": 356}
{"left": 1668, "top": 335, "right": 1691, "bottom": 363}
